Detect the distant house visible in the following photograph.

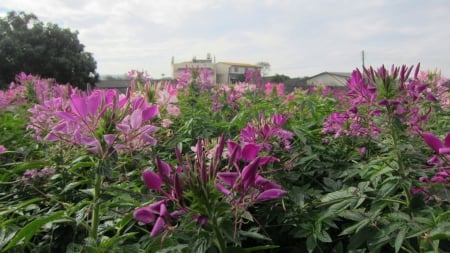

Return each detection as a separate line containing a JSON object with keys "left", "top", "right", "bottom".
{"left": 172, "top": 56, "right": 216, "bottom": 84}
{"left": 172, "top": 54, "right": 260, "bottom": 84}
{"left": 306, "top": 72, "right": 351, "bottom": 87}
{"left": 95, "top": 79, "right": 130, "bottom": 93}
{"left": 215, "top": 62, "right": 260, "bottom": 84}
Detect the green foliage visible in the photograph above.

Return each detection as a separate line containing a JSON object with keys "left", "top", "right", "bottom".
{"left": 0, "top": 69, "right": 449, "bottom": 252}
{"left": 0, "top": 11, "right": 98, "bottom": 89}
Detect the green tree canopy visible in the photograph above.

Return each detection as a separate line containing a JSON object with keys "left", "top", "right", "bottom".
{"left": 0, "top": 11, "right": 99, "bottom": 89}
{"left": 270, "top": 74, "right": 290, "bottom": 83}
{"left": 256, "top": 61, "right": 271, "bottom": 76}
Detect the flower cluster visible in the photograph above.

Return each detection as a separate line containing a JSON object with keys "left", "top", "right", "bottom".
{"left": 264, "top": 82, "right": 285, "bottom": 98}
{"left": 239, "top": 113, "right": 294, "bottom": 152}
{"left": 1, "top": 72, "right": 76, "bottom": 109}
{"left": 21, "top": 167, "right": 55, "bottom": 186}
{"left": 322, "top": 64, "right": 446, "bottom": 138}
{"left": 134, "top": 135, "right": 286, "bottom": 238}
{"left": 216, "top": 141, "right": 286, "bottom": 209}
{"left": 210, "top": 82, "right": 256, "bottom": 112}
{"left": 175, "top": 67, "right": 213, "bottom": 91}
{"left": 28, "top": 88, "right": 159, "bottom": 156}
{"left": 412, "top": 132, "right": 450, "bottom": 200}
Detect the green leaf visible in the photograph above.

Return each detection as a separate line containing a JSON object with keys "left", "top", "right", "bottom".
{"left": 339, "top": 218, "right": 370, "bottom": 236}
{"left": 241, "top": 245, "right": 280, "bottom": 252}
{"left": 338, "top": 209, "right": 367, "bottom": 221}
{"left": 156, "top": 244, "right": 189, "bottom": 253}
{"left": 0, "top": 224, "right": 19, "bottom": 249}
{"left": 12, "top": 160, "right": 48, "bottom": 174}
{"left": 429, "top": 222, "right": 450, "bottom": 240}
{"left": 394, "top": 228, "right": 407, "bottom": 253}
{"left": 239, "top": 230, "right": 271, "bottom": 241}
{"left": 316, "top": 230, "right": 332, "bottom": 243}
{"left": 70, "top": 161, "right": 96, "bottom": 170}
{"left": 62, "top": 180, "right": 89, "bottom": 193}
{"left": 3, "top": 211, "right": 66, "bottom": 251}
{"left": 306, "top": 236, "right": 317, "bottom": 253}
{"left": 320, "top": 187, "right": 356, "bottom": 203}
{"left": 0, "top": 197, "right": 44, "bottom": 216}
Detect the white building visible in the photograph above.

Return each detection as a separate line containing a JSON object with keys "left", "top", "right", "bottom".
{"left": 172, "top": 54, "right": 260, "bottom": 84}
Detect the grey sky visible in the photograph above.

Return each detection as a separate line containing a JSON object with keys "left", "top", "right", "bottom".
{"left": 1, "top": 0, "right": 449, "bottom": 79}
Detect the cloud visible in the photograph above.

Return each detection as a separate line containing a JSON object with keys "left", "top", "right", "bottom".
{"left": 2, "top": 0, "right": 450, "bottom": 78}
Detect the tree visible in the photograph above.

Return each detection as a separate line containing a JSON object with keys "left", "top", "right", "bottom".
{"left": 256, "top": 61, "right": 271, "bottom": 76}
{"left": 270, "top": 74, "right": 290, "bottom": 83}
{"left": 0, "top": 11, "right": 99, "bottom": 89}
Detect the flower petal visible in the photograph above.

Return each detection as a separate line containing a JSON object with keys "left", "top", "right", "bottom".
{"left": 445, "top": 133, "right": 450, "bottom": 148}
{"left": 142, "top": 105, "right": 159, "bottom": 122}
{"left": 150, "top": 216, "right": 165, "bottom": 237}
{"left": 241, "top": 143, "right": 260, "bottom": 161}
{"left": 256, "top": 188, "right": 286, "bottom": 201}
{"left": 217, "top": 172, "right": 239, "bottom": 186}
{"left": 241, "top": 157, "right": 260, "bottom": 190}
{"left": 130, "top": 109, "right": 143, "bottom": 129}
{"left": 103, "top": 134, "right": 115, "bottom": 145}
{"left": 134, "top": 206, "right": 155, "bottom": 224}
{"left": 255, "top": 175, "right": 282, "bottom": 190}
{"left": 142, "top": 170, "right": 162, "bottom": 190}
{"left": 156, "top": 157, "right": 171, "bottom": 179}
{"left": 70, "top": 95, "right": 87, "bottom": 117}
{"left": 423, "top": 132, "right": 443, "bottom": 153}
{"left": 87, "top": 93, "right": 101, "bottom": 116}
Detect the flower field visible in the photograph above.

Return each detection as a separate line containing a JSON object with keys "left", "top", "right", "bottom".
{"left": 0, "top": 65, "right": 449, "bottom": 252}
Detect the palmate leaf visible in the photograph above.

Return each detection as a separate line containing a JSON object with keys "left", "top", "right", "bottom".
{"left": 2, "top": 211, "right": 66, "bottom": 252}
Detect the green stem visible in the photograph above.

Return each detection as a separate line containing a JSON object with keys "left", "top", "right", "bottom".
{"left": 212, "top": 214, "right": 227, "bottom": 253}
{"left": 389, "top": 116, "right": 412, "bottom": 208}
{"left": 203, "top": 185, "right": 227, "bottom": 252}
{"left": 90, "top": 172, "right": 103, "bottom": 241}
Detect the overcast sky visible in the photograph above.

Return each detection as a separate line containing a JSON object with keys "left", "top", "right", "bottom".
{"left": 1, "top": 0, "right": 450, "bottom": 79}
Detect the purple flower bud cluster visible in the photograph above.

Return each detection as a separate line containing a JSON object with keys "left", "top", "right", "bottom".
{"left": 322, "top": 64, "right": 447, "bottom": 138}
{"left": 21, "top": 167, "right": 55, "bottom": 186}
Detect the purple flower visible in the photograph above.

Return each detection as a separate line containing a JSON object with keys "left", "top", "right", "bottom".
{"left": 142, "top": 170, "right": 162, "bottom": 191}
{"left": 217, "top": 172, "right": 239, "bottom": 186}
{"left": 134, "top": 206, "right": 156, "bottom": 224}
{"left": 241, "top": 143, "right": 260, "bottom": 161}
{"left": 150, "top": 217, "right": 165, "bottom": 237}
{"left": 423, "top": 132, "right": 443, "bottom": 153}
{"left": 256, "top": 189, "right": 287, "bottom": 201}
{"left": 241, "top": 157, "right": 260, "bottom": 190}
{"left": 0, "top": 145, "right": 6, "bottom": 154}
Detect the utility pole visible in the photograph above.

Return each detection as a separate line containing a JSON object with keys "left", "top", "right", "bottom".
{"left": 361, "top": 50, "right": 365, "bottom": 70}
